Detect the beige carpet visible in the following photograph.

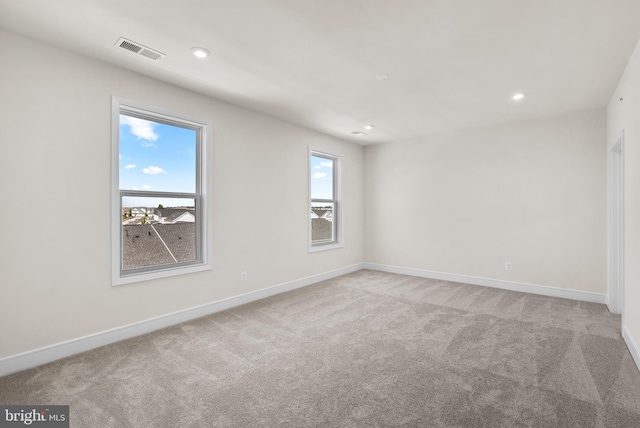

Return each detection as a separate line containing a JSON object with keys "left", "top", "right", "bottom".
{"left": 2, "top": 270, "right": 640, "bottom": 427}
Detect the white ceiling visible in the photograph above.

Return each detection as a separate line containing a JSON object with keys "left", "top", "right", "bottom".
{"left": 1, "top": 0, "right": 639, "bottom": 145}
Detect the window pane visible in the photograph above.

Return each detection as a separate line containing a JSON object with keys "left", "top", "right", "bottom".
{"left": 310, "top": 155, "right": 333, "bottom": 199}
{"left": 311, "top": 202, "right": 334, "bottom": 243}
{"left": 119, "top": 114, "right": 197, "bottom": 193}
{"left": 122, "top": 196, "right": 197, "bottom": 270}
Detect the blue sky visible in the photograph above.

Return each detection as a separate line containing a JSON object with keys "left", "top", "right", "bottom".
{"left": 119, "top": 115, "right": 196, "bottom": 208}
{"left": 310, "top": 155, "right": 333, "bottom": 200}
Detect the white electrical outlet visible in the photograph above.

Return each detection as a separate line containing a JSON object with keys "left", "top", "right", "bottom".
{"left": 505, "top": 262, "right": 512, "bottom": 271}
{"left": 241, "top": 271, "right": 247, "bottom": 281}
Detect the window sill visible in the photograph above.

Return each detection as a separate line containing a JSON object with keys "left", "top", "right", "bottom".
{"left": 309, "top": 242, "right": 344, "bottom": 253}
{"left": 112, "top": 263, "right": 212, "bottom": 286}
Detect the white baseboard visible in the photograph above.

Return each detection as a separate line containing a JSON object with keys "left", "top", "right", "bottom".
{"left": 363, "top": 263, "right": 607, "bottom": 304}
{"left": 622, "top": 325, "right": 640, "bottom": 373}
{"left": 0, "top": 262, "right": 619, "bottom": 377}
{"left": 0, "top": 263, "right": 364, "bottom": 377}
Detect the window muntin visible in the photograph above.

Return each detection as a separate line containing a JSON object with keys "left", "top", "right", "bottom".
{"left": 310, "top": 151, "right": 341, "bottom": 249}
{"left": 112, "top": 99, "right": 210, "bottom": 285}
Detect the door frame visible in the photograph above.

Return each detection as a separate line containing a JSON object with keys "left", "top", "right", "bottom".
{"left": 608, "top": 130, "right": 625, "bottom": 318}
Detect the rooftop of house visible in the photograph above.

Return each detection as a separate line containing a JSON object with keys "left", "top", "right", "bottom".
{"left": 122, "top": 223, "right": 196, "bottom": 270}
{"left": 311, "top": 218, "right": 333, "bottom": 243}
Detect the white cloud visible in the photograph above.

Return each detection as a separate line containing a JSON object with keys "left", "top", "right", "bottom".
{"left": 131, "top": 186, "right": 138, "bottom": 190}
{"left": 143, "top": 166, "right": 167, "bottom": 175}
{"left": 141, "top": 184, "right": 152, "bottom": 190}
{"left": 312, "top": 172, "right": 327, "bottom": 179}
{"left": 124, "top": 164, "right": 136, "bottom": 169}
{"left": 315, "top": 165, "right": 321, "bottom": 169}
{"left": 320, "top": 161, "right": 333, "bottom": 168}
{"left": 120, "top": 116, "right": 159, "bottom": 143}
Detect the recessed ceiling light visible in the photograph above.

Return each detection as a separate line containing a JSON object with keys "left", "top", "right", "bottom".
{"left": 363, "top": 124, "right": 374, "bottom": 130}
{"left": 191, "top": 47, "right": 210, "bottom": 58}
{"left": 375, "top": 74, "right": 389, "bottom": 80}
{"left": 512, "top": 92, "right": 526, "bottom": 100}
{"left": 352, "top": 131, "right": 367, "bottom": 136}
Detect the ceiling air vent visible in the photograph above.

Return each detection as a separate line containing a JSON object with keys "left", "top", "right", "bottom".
{"left": 115, "top": 37, "right": 165, "bottom": 61}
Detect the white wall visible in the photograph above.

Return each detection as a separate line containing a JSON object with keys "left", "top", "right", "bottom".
{"left": 0, "top": 30, "right": 364, "bottom": 359}
{"left": 608, "top": 37, "right": 640, "bottom": 364}
{"left": 364, "top": 109, "right": 607, "bottom": 293}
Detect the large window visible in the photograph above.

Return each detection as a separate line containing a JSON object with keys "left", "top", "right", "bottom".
{"left": 111, "top": 98, "right": 211, "bottom": 285}
{"left": 310, "top": 150, "right": 342, "bottom": 250}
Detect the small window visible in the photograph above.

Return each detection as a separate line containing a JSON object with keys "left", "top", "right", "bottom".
{"left": 111, "top": 98, "right": 211, "bottom": 285}
{"left": 310, "top": 150, "right": 342, "bottom": 250}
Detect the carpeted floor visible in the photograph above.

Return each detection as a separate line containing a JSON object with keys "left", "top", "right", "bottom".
{"left": 2, "top": 270, "right": 640, "bottom": 427}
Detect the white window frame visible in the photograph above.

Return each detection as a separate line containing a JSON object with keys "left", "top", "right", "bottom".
{"left": 111, "top": 97, "right": 212, "bottom": 285}
{"left": 309, "top": 148, "right": 343, "bottom": 252}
